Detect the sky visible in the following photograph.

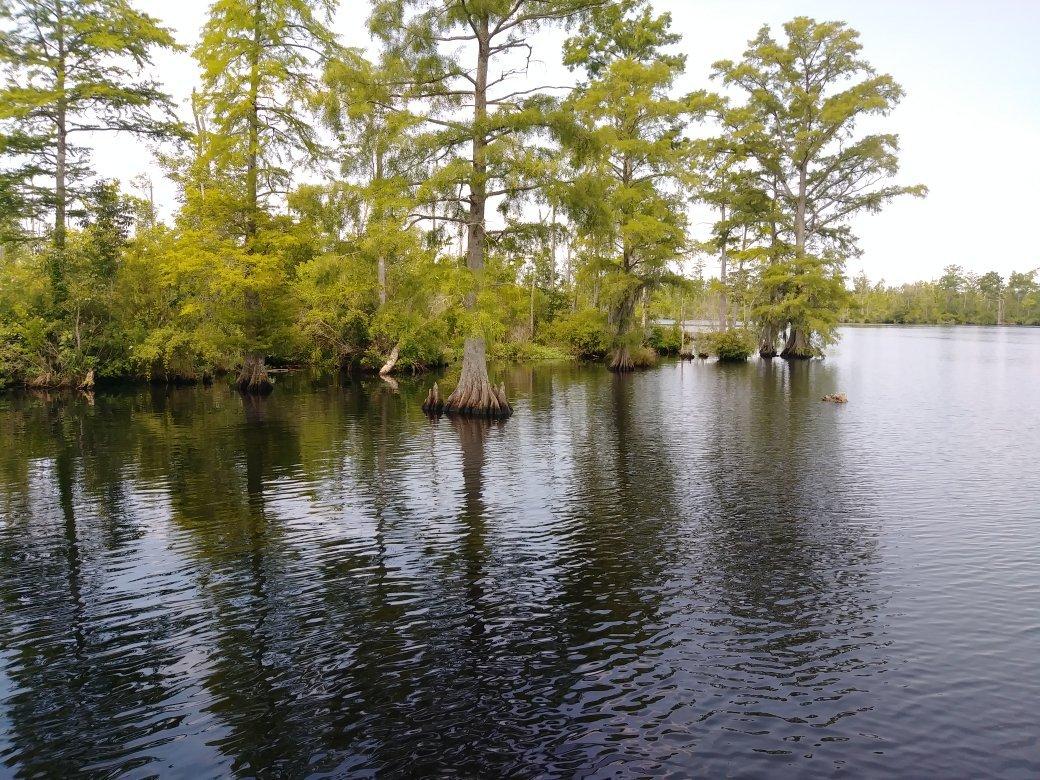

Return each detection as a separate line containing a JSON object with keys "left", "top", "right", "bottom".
{"left": 92, "top": 0, "right": 1040, "bottom": 285}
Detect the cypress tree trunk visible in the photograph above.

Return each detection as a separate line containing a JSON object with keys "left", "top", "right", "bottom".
{"left": 236, "top": 351, "right": 274, "bottom": 394}
{"left": 718, "top": 206, "right": 728, "bottom": 330}
{"left": 425, "top": 338, "right": 511, "bottom": 416}
{"left": 759, "top": 188, "right": 781, "bottom": 359}
{"left": 780, "top": 164, "right": 813, "bottom": 360}
{"left": 759, "top": 321, "right": 779, "bottom": 359}
{"left": 609, "top": 345, "right": 634, "bottom": 372}
{"left": 429, "top": 17, "right": 511, "bottom": 419}
{"left": 375, "top": 145, "right": 387, "bottom": 307}
{"left": 609, "top": 160, "right": 643, "bottom": 374}
{"left": 781, "top": 326, "right": 812, "bottom": 359}
{"left": 608, "top": 285, "right": 639, "bottom": 372}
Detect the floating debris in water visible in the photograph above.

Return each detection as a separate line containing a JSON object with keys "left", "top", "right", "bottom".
{"left": 822, "top": 393, "right": 848, "bottom": 404}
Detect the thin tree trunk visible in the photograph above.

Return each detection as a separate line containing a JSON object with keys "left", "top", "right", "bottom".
{"left": 529, "top": 261, "right": 535, "bottom": 340}
{"left": 760, "top": 181, "right": 781, "bottom": 359}
{"left": 609, "top": 154, "right": 645, "bottom": 373}
{"left": 549, "top": 205, "right": 557, "bottom": 294}
{"left": 679, "top": 295, "right": 691, "bottom": 357}
{"left": 375, "top": 145, "right": 387, "bottom": 307}
{"left": 739, "top": 225, "right": 748, "bottom": 328}
{"left": 51, "top": 1, "right": 67, "bottom": 306}
{"left": 567, "top": 236, "right": 576, "bottom": 312}
{"left": 718, "top": 205, "right": 728, "bottom": 330}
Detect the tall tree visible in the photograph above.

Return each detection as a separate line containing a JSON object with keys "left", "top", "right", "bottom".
{"left": 0, "top": 0, "right": 181, "bottom": 304}
{"left": 714, "top": 17, "right": 925, "bottom": 358}
{"left": 560, "top": 0, "right": 705, "bottom": 370}
{"left": 370, "top": 0, "right": 601, "bottom": 417}
{"left": 193, "top": 0, "right": 339, "bottom": 392}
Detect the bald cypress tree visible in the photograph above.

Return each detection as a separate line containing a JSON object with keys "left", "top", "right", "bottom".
{"left": 713, "top": 17, "right": 926, "bottom": 358}
{"left": 193, "top": 0, "right": 339, "bottom": 392}
{"left": 370, "top": 0, "right": 602, "bottom": 417}
{"left": 560, "top": 0, "right": 707, "bottom": 371}
{"left": 0, "top": 0, "right": 180, "bottom": 306}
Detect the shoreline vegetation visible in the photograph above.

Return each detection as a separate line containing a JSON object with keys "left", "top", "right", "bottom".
{"left": 1, "top": 0, "right": 1036, "bottom": 404}
{"left": 5, "top": 315, "right": 1035, "bottom": 399}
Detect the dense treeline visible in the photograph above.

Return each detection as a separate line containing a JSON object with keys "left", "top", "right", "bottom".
{"left": 846, "top": 267, "right": 1040, "bottom": 326}
{"left": 0, "top": 0, "right": 963, "bottom": 413}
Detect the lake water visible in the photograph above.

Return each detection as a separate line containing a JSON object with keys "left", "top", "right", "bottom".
{"left": 0, "top": 326, "right": 1038, "bottom": 778}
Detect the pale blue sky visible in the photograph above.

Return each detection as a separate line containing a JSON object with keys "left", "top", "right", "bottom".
{"left": 96, "top": 0, "right": 1040, "bottom": 284}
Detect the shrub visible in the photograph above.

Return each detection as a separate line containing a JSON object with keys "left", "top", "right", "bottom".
{"left": 695, "top": 329, "right": 755, "bottom": 362}
{"left": 489, "top": 340, "right": 570, "bottom": 363}
{"left": 364, "top": 316, "right": 448, "bottom": 374}
{"left": 0, "top": 324, "right": 31, "bottom": 389}
{"left": 629, "top": 345, "right": 658, "bottom": 368}
{"left": 646, "top": 323, "right": 683, "bottom": 355}
{"left": 543, "top": 309, "right": 612, "bottom": 360}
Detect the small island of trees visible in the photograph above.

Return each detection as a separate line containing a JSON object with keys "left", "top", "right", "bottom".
{"left": 0, "top": 0, "right": 1035, "bottom": 415}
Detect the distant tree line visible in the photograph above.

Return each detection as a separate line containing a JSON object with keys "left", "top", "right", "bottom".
{"left": 845, "top": 266, "right": 1040, "bottom": 326}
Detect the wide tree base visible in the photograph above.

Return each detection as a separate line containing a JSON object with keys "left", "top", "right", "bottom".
{"left": 423, "top": 380, "right": 512, "bottom": 419}
{"left": 236, "top": 354, "right": 274, "bottom": 394}
{"left": 609, "top": 346, "right": 656, "bottom": 372}
{"left": 759, "top": 323, "right": 780, "bottom": 359}
{"left": 780, "top": 327, "right": 813, "bottom": 360}
{"left": 424, "top": 337, "right": 512, "bottom": 418}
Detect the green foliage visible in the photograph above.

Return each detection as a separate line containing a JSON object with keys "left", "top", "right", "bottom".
{"left": 0, "top": 0, "right": 181, "bottom": 385}
{"left": 696, "top": 329, "right": 756, "bottom": 362}
{"left": 8, "top": 6, "right": 1025, "bottom": 395}
{"left": 647, "top": 324, "right": 683, "bottom": 355}
{"left": 544, "top": 308, "right": 612, "bottom": 360}
{"left": 194, "top": 0, "right": 339, "bottom": 213}
{"left": 488, "top": 340, "right": 569, "bottom": 364}
{"left": 756, "top": 255, "right": 852, "bottom": 353}
{"left": 560, "top": 1, "right": 707, "bottom": 359}
{"left": 710, "top": 16, "right": 925, "bottom": 355}
{"left": 0, "top": 0, "right": 182, "bottom": 252}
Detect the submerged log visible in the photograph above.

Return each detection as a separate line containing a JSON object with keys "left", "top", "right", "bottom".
{"left": 822, "top": 393, "right": 848, "bottom": 404}
{"left": 236, "top": 353, "right": 274, "bottom": 394}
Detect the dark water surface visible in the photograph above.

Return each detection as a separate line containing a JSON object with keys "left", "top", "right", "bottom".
{"left": 1, "top": 326, "right": 1038, "bottom": 778}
